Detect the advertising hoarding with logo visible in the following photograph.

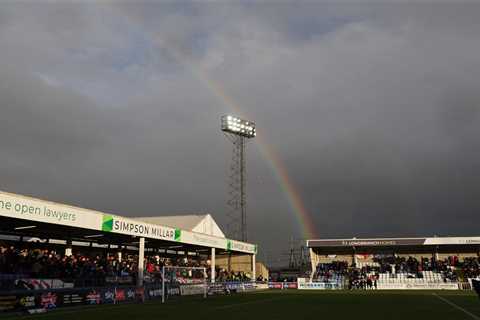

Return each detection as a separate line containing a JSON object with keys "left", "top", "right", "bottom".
{"left": 298, "top": 282, "right": 342, "bottom": 290}
{"left": 0, "top": 191, "right": 101, "bottom": 230}
{"left": 308, "top": 237, "right": 480, "bottom": 248}
{"left": 377, "top": 283, "right": 459, "bottom": 290}
{"left": 101, "top": 215, "right": 177, "bottom": 241}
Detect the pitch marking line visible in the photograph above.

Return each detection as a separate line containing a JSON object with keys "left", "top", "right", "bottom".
{"left": 432, "top": 293, "right": 480, "bottom": 320}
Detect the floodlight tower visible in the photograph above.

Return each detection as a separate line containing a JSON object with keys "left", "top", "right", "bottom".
{"left": 221, "top": 115, "right": 256, "bottom": 242}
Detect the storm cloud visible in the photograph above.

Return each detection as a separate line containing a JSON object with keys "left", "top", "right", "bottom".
{"left": 1, "top": 2, "right": 480, "bottom": 264}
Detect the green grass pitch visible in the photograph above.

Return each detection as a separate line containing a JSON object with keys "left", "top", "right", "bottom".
{"left": 2, "top": 290, "right": 479, "bottom": 320}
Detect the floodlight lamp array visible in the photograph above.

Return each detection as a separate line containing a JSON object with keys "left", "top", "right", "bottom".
{"left": 221, "top": 115, "right": 256, "bottom": 138}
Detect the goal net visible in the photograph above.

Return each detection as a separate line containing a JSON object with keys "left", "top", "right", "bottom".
{"left": 161, "top": 266, "right": 207, "bottom": 303}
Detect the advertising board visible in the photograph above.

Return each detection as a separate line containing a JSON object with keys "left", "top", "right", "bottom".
{"left": 297, "top": 282, "right": 342, "bottom": 290}
{"left": 268, "top": 282, "right": 298, "bottom": 289}
{"left": 0, "top": 286, "right": 154, "bottom": 313}
{"left": 180, "top": 284, "right": 205, "bottom": 296}
{"left": 377, "top": 283, "right": 458, "bottom": 290}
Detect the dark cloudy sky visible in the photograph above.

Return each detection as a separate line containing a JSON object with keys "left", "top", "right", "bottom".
{"left": 1, "top": 2, "right": 480, "bottom": 265}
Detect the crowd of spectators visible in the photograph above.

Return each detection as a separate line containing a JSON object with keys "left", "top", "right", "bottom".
{"left": 347, "top": 269, "right": 378, "bottom": 290}
{"left": 0, "top": 244, "right": 154, "bottom": 287}
{"left": 373, "top": 256, "right": 421, "bottom": 274}
{"left": 215, "top": 269, "right": 251, "bottom": 282}
{"left": 313, "top": 255, "right": 480, "bottom": 286}
{"left": 371, "top": 255, "right": 461, "bottom": 281}
{"left": 1, "top": 243, "right": 251, "bottom": 290}
{"left": 462, "top": 257, "right": 480, "bottom": 280}
{"left": 372, "top": 255, "right": 460, "bottom": 280}
{"left": 313, "top": 261, "right": 378, "bottom": 289}
{"left": 313, "top": 261, "right": 348, "bottom": 281}
{"left": 0, "top": 245, "right": 129, "bottom": 282}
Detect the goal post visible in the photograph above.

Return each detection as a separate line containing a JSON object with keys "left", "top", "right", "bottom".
{"left": 161, "top": 266, "right": 208, "bottom": 303}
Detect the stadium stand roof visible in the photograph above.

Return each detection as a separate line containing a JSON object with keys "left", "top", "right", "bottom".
{"left": 134, "top": 214, "right": 225, "bottom": 238}
{"left": 0, "top": 190, "right": 256, "bottom": 255}
{"left": 307, "top": 237, "right": 480, "bottom": 254}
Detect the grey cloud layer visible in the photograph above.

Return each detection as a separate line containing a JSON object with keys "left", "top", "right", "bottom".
{"left": 1, "top": 3, "right": 479, "bottom": 262}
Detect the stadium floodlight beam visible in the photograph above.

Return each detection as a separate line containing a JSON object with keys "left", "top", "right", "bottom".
{"left": 221, "top": 115, "right": 256, "bottom": 242}
{"left": 221, "top": 115, "right": 256, "bottom": 138}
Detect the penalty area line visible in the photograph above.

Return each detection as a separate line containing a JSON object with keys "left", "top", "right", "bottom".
{"left": 432, "top": 293, "right": 480, "bottom": 320}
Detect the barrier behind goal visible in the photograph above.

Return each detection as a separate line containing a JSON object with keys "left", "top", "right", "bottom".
{"left": 161, "top": 266, "right": 207, "bottom": 303}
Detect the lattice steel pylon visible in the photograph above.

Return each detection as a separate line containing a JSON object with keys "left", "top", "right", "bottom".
{"left": 221, "top": 115, "right": 256, "bottom": 242}
{"left": 224, "top": 133, "right": 247, "bottom": 241}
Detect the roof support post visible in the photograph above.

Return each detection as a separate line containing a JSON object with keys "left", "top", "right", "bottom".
{"left": 211, "top": 247, "right": 216, "bottom": 283}
{"left": 353, "top": 247, "right": 358, "bottom": 267}
{"left": 137, "top": 237, "right": 145, "bottom": 287}
{"left": 309, "top": 248, "right": 317, "bottom": 279}
{"left": 252, "top": 253, "right": 256, "bottom": 282}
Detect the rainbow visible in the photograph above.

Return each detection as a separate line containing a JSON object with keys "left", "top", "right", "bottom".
{"left": 157, "top": 40, "right": 318, "bottom": 239}
{"left": 255, "top": 139, "right": 318, "bottom": 239}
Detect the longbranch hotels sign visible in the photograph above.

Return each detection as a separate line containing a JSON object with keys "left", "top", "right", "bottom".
{"left": 101, "top": 215, "right": 178, "bottom": 241}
